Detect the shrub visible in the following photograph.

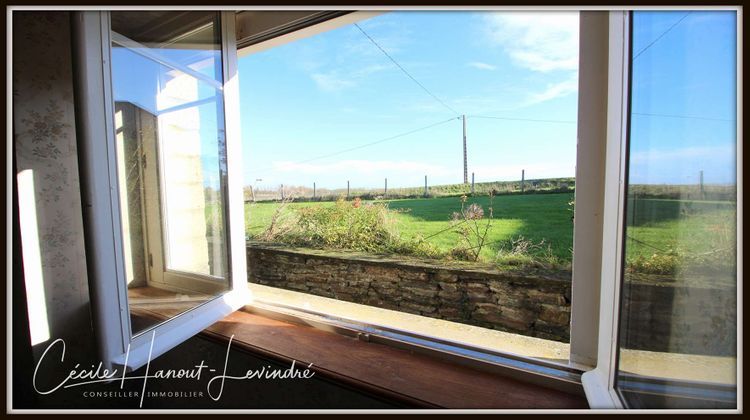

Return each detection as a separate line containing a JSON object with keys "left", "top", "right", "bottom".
{"left": 257, "top": 198, "right": 441, "bottom": 259}
{"left": 495, "top": 236, "right": 569, "bottom": 270}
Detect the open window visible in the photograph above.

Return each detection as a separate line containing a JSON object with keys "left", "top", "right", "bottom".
{"left": 73, "top": 11, "right": 248, "bottom": 370}
{"left": 582, "top": 10, "right": 739, "bottom": 409}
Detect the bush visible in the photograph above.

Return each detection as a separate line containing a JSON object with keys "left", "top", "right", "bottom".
{"left": 495, "top": 236, "right": 569, "bottom": 270}
{"left": 256, "top": 198, "right": 441, "bottom": 259}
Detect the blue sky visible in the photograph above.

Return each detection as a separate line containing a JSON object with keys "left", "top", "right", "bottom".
{"left": 238, "top": 11, "right": 581, "bottom": 190}
{"left": 629, "top": 10, "right": 737, "bottom": 185}
{"left": 113, "top": 10, "right": 738, "bottom": 191}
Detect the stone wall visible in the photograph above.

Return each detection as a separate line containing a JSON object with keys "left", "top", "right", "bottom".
{"left": 247, "top": 243, "right": 573, "bottom": 342}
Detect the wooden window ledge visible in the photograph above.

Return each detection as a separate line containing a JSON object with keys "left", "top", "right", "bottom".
{"left": 135, "top": 306, "right": 588, "bottom": 409}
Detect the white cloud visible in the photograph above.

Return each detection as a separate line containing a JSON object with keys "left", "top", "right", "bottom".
{"left": 482, "top": 12, "right": 579, "bottom": 73}
{"left": 271, "top": 159, "right": 452, "bottom": 176}
{"left": 310, "top": 72, "right": 356, "bottom": 92}
{"left": 467, "top": 61, "right": 497, "bottom": 71}
{"left": 523, "top": 74, "right": 579, "bottom": 106}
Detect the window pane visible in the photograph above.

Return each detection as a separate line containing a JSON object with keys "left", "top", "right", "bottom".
{"left": 616, "top": 11, "right": 737, "bottom": 408}
{"left": 111, "top": 12, "right": 228, "bottom": 278}
{"left": 110, "top": 11, "right": 230, "bottom": 336}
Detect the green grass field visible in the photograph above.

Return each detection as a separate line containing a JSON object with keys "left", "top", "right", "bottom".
{"left": 244, "top": 192, "right": 737, "bottom": 272}
{"left": 246, "top": 192, "right": 573, "bottom": 262}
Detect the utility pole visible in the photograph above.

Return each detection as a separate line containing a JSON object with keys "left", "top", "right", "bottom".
{"left": 313, "top": 182, "right": 316, "bottom": 199}
{"left": 471, "top": 172, "right": 475, "bottom": 195}
{"left": 521, "top": 169, "right": 525, "bottom": 193}
{"left": 384, "top": 178, "right": 388, "bottom": 197}
{"left": 462, "top": 114, "right": 468, "bottom": 184}
{"left": 699, "top": 170, "right": 705, "bottom": 200}
{"left": 347, "top": 180, "right": 350, "bottom": 199}
{"left": 424, "top": 175, "right": 428, "bottom": 197}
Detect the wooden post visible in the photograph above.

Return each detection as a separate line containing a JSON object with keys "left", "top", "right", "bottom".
{"left": 699, "top": 170, "right": 705, "bottom": 200}
{"left": 424, "top": 175, "right": 428, "bottom": 197}
{"left": 471, "top": 172, "right": 475, "bottom": 195}
{"left": 521, "top": 169, "right": 525, "bottom": 193}
{"left": 347, "top": 180, "right": 350, "bottom": 199}
{"left": 462, "top": 115, "right": 468, "bottom": 184}
{"left": 313, "top": 182, "right": 316, "bottom": 199}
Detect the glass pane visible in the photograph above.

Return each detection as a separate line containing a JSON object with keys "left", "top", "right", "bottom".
{"left": 616, "top": 11, "right": 737, "bottom": 408}
{"left": 110, "top": 11, "right": 230, "bottom": 335}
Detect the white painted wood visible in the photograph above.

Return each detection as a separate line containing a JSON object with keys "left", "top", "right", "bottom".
{"left": 569, "top": 11, "right": 610, "bottom": 369}
{"left": 580, "top": 10, "right": 630, "bottom": 409}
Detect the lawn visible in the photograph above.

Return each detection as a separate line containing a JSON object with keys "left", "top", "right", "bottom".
{"left": 246, "top": 193, "right": 575, "bottom": 262}
{"left": 244, "top": 192, "right": 737, "bottom": 272}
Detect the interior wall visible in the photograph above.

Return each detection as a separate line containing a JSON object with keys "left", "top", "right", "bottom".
{"left": 12, "top": 11, "right": 94, "bottom": 361}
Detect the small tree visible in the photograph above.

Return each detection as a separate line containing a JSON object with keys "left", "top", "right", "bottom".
{"left": 450, "top": 192, "right": 494, "bottom": 262}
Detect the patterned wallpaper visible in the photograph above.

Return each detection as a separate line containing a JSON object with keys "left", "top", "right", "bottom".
{"left": 12, "top": 11, "right": 93, "bottom": 357}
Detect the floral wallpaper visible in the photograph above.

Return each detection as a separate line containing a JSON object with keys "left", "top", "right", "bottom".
{"left": 13, "top": 11, "right": 93, "bottom": 357}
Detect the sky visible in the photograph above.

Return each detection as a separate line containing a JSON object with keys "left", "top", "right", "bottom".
{"left": 112, "top": 10, "right": 738, "bottom": 191}
{"left": 238, "top": 11, "right": 581, "bottom": 190}
{"left": 629, "top": 10, "right": 737, "bottom": 185}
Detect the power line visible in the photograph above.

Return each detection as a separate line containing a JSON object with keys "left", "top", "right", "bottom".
{"left": 354, "top": 23, "right": 461, "bottom": 116}
{"left": 632, "top": 112, "right": 735, "bottom": 123}
{"left": 253, "top": 117, "right": 461, "bottom": 172}
{"left": 633, "top": 12, "right": 691, "bottom": 61}
{"left": 468, "top": 115, "right": 577, "bottom": 124}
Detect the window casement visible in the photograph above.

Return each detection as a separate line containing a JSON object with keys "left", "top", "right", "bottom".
{"left": 73, "top": 10, "right": 249, "bottom": 370}
{"left": 70, "top": 9, "right": 740, "bottom": 410}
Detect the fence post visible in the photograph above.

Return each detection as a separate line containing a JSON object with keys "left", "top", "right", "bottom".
{"left": 521, "top": 169, "right": 525, "bottom": 193}
{"left": 313, "top": 182, "right": 316, "bottom": 199}
{"left": 699, "top": 170, "right": 705, "bottom": 200}
{"left": 384, "top": 178, "right": 388, "bottom": 197}
{"left": 424, "top": 175, "right": 428, "bottom": 197}
{"left": 347, "top": 180, "right": 350, "bottom": 199}
{"left": 471, "top": 172, "right": 475, "bottom": 195}
{"left": 280, "top": 184, "right": 284, "bottom": 201}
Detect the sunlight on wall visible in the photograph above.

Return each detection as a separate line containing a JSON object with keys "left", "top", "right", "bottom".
{"left": 17, "top": 170, "right": 51, "bottom": 345}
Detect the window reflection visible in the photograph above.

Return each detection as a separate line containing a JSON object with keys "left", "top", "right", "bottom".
{"left": 616, "top": 10, "right": 737, "bottom": 409}
{"left": 110, "top": 11, "right": 229, "bottom": 335}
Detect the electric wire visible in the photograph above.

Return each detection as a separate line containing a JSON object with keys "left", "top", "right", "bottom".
{"left": 354, "top": 23, "right": 461, "bottom": 116}
{"left": 632, "top": 12, "right": 691, "bottom": 61}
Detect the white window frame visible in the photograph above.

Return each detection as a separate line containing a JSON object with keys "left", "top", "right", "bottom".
{"left": 72, "top": 10, "right": 249, "bottom": 371}
{"left": 69, "top": 8, "right": 740, "bottom": 409}
{"left": 580, "top": 10, "right": 630, "bottom": 409}
{"left": 582, "top": 8, "right": 743, "bottom": 410}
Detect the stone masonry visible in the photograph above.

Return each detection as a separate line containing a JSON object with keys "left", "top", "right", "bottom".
{"left": 247, "top": 243, "right": 573, "bottom": 342}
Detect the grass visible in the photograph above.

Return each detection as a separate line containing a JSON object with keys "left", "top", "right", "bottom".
{"left": 246, "top": 193, "right": 575, "bottom": 264}
{"left": 245, "top": 192, "right": 737, "bottom": 277}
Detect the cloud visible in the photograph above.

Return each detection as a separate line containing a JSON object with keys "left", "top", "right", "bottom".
{"left": 467, "top": 61, "right": 497, "bottom": 71}
{"left": 523, "top": 74, "right": 579, "bottom": 106}
{"left": 310, "top": 64, "right": 393, "bottom": 92}
{"left": 482, "top": 12, "right": 579, "bottom": 73}
{"left": 310, "top": 72, "right": 356, "bottom": 92}
{"left": 271, "top": 159, "right": 452, "bottom": 176}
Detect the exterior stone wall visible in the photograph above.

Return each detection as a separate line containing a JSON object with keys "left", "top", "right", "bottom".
{"left": 247, "top": 243, "right": 573, "bottom": 342}
{"left": 247, "top": 244, "right": 736, "bottom": 355}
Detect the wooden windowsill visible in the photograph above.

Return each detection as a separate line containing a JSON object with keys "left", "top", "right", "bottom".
{"left": 135, "top": 304, "right": 587, "bottom": 409}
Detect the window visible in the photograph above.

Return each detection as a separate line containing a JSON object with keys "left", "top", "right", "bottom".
{"left": 581, "top": 9, "right": 740, "bottom": 410}
{"left": 68, "top": 9, "right": 740, "bottom": 409}
{"left": 615, "top": 10, "right": 738, "bottom": 408}
{"left": 72, "top": 10, "right": 248, "bottom": 370}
